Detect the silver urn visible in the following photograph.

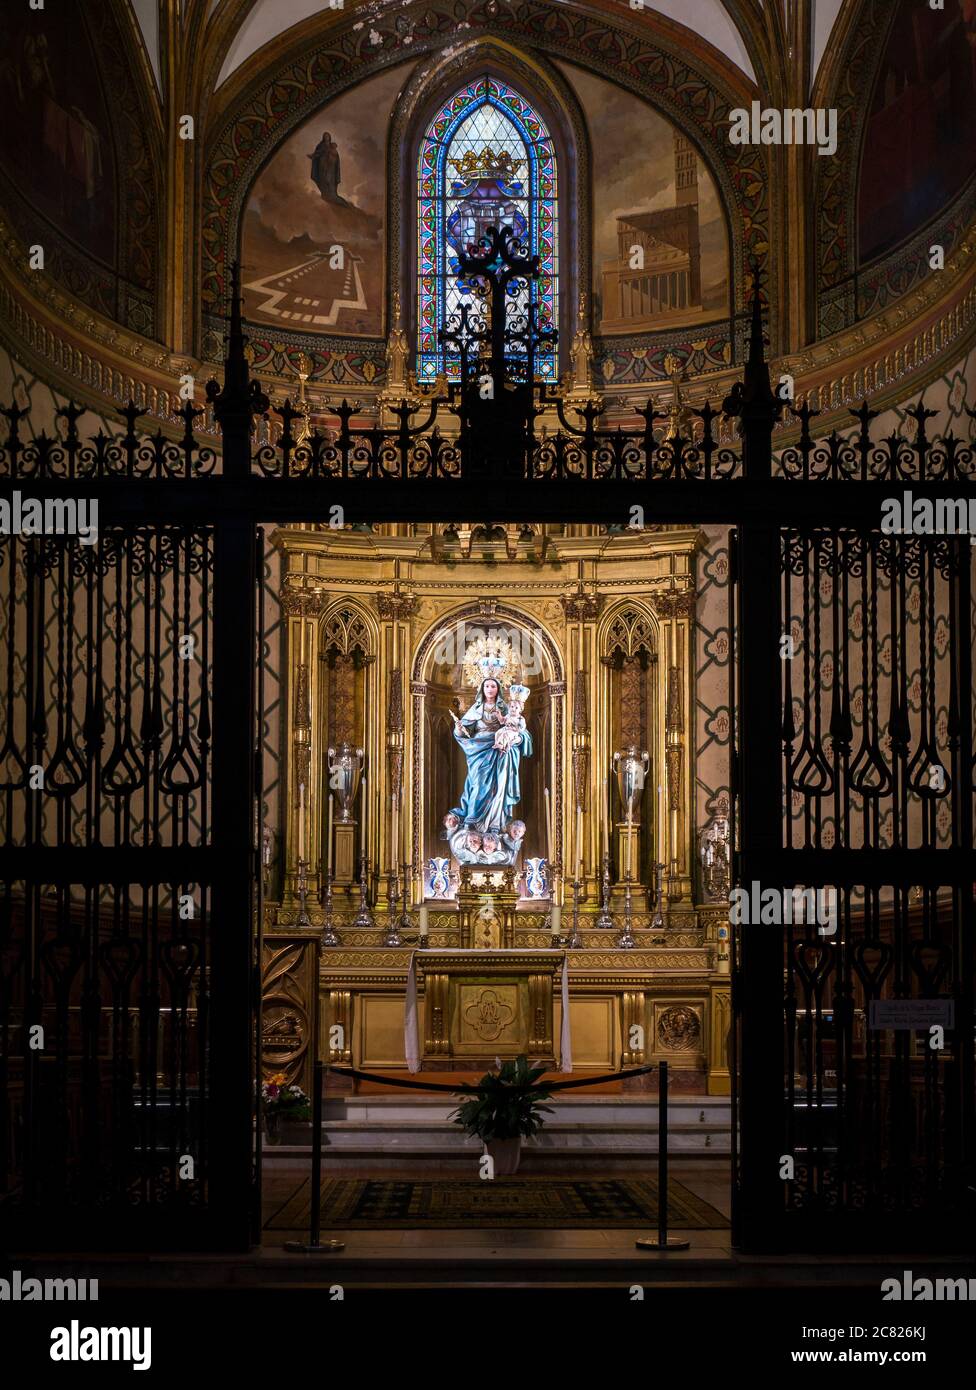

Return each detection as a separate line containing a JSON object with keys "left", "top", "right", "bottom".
{"left": 327, "top": 742, "right": 364, "bottom": 822}
{"left": 612, "top": 745, "right": 649, "bottom": 824}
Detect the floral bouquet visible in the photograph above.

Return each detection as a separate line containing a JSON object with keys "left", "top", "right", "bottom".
{"left": 261, "top": 1073, "right": 311, "bottom": 1121}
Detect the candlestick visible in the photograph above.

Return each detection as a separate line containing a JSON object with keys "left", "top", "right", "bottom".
{"left": 295, "top": 855, "right": 311, "bottom": 928}
{"left": 596, "top": 854, "right": 613, "bottom": 930}
{"left": 391, "top": 795, "right": 398, "bottom": 884}
{"left": 605, "top": 763, "right": 611, "bottom": 862}
{"left": 616, "top": 878, "right": 636, "bottom": 949}
{"left": 383, "top": 867, "right": 404, "bottom": 947}
{"left": 418, "top": 905, "right": 429, "bottom": 939}
{"left": 320, "top": 870, "right": 340, "bottom": 947}
{"left": 550, "top": 901, "right": 561, "bottom": 934}
{"left": 544, "top": 787, "right": 552, "bottom": 862}
{"left": 298, "top": 781, "right": 306, "bottom": 857}
{"left": 353, "top": 854, "right": 374, "bottom": 929}
{"left": 360, "top": 771, "right": 367, "bottom": 856}
{"left": 576, "top": 805, "right": 583, "bottom": 880}
{"left": 566, "top": 878, "right": 583, "bottom": 950}
{"left": 326, "top": 792, "right": 333, "bottom": 880}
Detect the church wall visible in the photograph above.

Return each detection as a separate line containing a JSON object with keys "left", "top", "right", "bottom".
{"left": 817, "top": 0, "right": 976, "bottom": 336}
{"left": 0, "top": 3, "right": 159, "bottom": 338}
{"left": 858, "top": 0, "right": 976, "bottom": 266}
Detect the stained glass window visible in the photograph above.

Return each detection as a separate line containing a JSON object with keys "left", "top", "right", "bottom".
{"left": 416, "top": 76, "right": 557, "bottom": 383}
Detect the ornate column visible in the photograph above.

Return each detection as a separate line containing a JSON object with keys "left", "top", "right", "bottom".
{"left": 621, "top": 990, "right": 647, "bottom": 1067}
{"left": 561, "top": 581, "right": 603, "bottom": 902}
{"left": 280, "top": 580, "right": 329, "bottom": 901}
{"left": 651, "top": 589, "right": 696, "bottom": 904}
{"left": 376, "top": 584, "right": 419, "bottom": 907}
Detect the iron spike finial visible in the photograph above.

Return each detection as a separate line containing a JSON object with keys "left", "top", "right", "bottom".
{"left": 747, "top": 259, "right": 765, "bottom": 371}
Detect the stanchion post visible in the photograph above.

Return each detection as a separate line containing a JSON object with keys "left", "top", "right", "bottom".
{"left": 309, "top": 1056, "right": 324, "bottom": 1246}
{"left": 284, "top": 949, "right": 345, "bottom": 1254}
{"left": 636, "top": 1060, "right": 690, "bottom": 1250}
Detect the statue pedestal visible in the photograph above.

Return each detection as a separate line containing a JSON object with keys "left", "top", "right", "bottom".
{"left": 333, "top": 822, "right": 358, "bottom": 890}
{"left": 456, "top": 865, "right": 519, "bottom": 949}
{"left": 613, "top": 823, "right": 645, "bottom": 904}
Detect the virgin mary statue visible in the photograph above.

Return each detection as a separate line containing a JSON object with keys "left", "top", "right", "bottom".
{"left": 445, "top": 669, "right": 532, "bottom": 866}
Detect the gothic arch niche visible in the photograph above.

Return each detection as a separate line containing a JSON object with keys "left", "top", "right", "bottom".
{"left": 318, "top": 603, "right": 375, "bottom": 888}
{"left": 600, "top": 603, "right": 660, "bottom": 883}
{"left": 320, "top": 605, "right": 372, "bottom": 743}
{"left": 390, "top": 40, "right": 588, "bottom": 379}
{"left": 411, "top": 604, "right": 565, "bottom": 900}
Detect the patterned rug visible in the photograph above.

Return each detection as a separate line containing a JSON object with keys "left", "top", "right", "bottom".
{"left": 265, "top": 1176, "right": 728, "bottom": 1230}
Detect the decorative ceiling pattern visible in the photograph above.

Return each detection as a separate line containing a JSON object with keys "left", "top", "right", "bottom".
{"left": 211, "top": 0, "right": 761, "bottom": 88}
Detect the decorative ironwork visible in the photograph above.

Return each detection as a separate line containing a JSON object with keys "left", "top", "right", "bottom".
{"left": 1, "top": 235, "right": 971, "bottom": 1257}
{"left": 4, "top": 259, "right": 970, "bottom": 489}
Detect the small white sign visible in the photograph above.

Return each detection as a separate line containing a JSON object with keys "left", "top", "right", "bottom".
{"left": 868, "top": 999, "right": 954, "bottom": 1030}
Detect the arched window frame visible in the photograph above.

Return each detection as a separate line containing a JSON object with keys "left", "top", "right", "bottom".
{"left": 415, "top": 75, "right": 558, "bottom": 383}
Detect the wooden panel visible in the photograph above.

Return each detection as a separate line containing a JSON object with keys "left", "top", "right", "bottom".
{"left": 555, "top": 995, "right": 616, "bottom": 1070}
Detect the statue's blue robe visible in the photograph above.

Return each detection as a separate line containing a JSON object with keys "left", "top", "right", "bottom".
{"left": 450, "top": 724, "right": 533, "bottom": 830}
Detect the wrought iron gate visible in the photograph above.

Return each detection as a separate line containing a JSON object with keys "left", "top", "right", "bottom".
{"left": 1, "top": 260, "right": 973, "bottom": 1252}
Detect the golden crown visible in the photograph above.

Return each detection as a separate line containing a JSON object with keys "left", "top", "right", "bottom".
{"left": 450, "top": 148, "right": 525, "bottom": 183}
{"left": 462, "top": 633, "right": 523, "bottom": 690}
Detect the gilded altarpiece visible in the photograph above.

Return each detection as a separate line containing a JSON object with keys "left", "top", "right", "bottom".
{"left": 262, "top": 525, "right": 730, "bottom": 1095}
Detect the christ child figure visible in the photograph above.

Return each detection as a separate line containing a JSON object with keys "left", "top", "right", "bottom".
{"left": 493, "top": 683, "right": 529, "bottom": 753}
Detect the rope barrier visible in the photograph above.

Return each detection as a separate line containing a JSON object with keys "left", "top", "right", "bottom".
{"left": 327, "top": 1062, "right": 657, "bottom": 1093}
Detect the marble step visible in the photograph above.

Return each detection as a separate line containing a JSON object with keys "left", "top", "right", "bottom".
{"left": 322, "top": 1095, "right": 731, "bottom": 1127}
{"left": 268, "top": 1096, "right": 732, "bottom": 1164}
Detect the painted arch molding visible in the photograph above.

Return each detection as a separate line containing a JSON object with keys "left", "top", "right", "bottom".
{"left": 128, "top": 1, "right": 850, "bottom": 95}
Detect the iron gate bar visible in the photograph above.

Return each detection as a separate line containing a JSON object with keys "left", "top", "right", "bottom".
{"left": 2, "top": 846, "right": 968, "bottom": 885}
{"left": 1, "top": 241, "right": 972, "bottom": 1255}
{"left": 1, "top": 479, "right": 974, "bottom": 528}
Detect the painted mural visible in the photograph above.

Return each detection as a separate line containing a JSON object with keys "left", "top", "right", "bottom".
{"left": 557, "top": 62, "right": 730, "bottom": 336}
{"left": 0, "top": 7, "right": 116, "bottom": 265}
{"left": 241, "top": 65, "right": 406, "bottom": 339}
{"left": 859, "top": 0, "right": 976, "bottom": 263}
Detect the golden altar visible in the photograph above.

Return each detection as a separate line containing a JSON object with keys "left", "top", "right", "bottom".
{"left": 408, "top": 949, "right": 566, "bottom": 1070}
{"left": 260, "top": 523, "right": 732, "bottom": 1094}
